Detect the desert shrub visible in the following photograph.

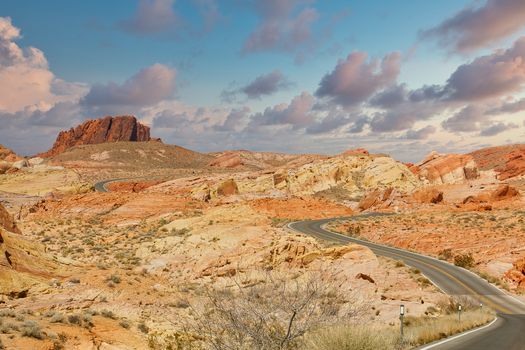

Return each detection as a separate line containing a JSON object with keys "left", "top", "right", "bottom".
{"left": 394, "top": 261, "right": 405, "bottom": 268}
{"left": 188, "top": 270, "right": 365, "bottom": 350}
{"left": 100, "top": 309, "right": 117, "bottom": 320}
{"left": 21, "top": 320, "right": 44, "bottom": 339}
{"left": 306, "top": 324, "right": 399, "bottom": 350}
{"left": 138, "top": 322, "right": 149, "bottom": 334}
{"left": 50, "top": 312, "right": 65, "bottom": 323}
{"left": 454, "top": 253, "right": 475, "bottom": 268}
{"left": 438, "top": 248, "right": 453, "bottom": 261}
{"left": 68, "top": 314, "right": 81, "bottom": 325}
{"left": 107, "top": 274, "right": 121, "bottom": 284}
{"left": 346, "top": 224, "right": 362, "bottom": 237}
{"left": 119, "top": 320, "right": 131, "bottom": 329}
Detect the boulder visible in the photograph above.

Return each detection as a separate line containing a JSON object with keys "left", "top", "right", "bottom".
{"left": 28, "top": 157, "right": 44, "bottom": 166}
{"left": 411, "top": 188, "right": 444, "bottom": 204}
{"left": 38, "top": 115, "right": 152, "bottom": 158}
{"left": 12, "top": 159, "right": 28, "bottom": 169}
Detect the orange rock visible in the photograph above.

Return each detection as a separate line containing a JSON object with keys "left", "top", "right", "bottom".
{"left": 461, "top": 184, "right": 520, "bottom": 204}
{"left": 209, "top": 152, "right": 244, "bottom": 168}
{"left": 341, "top": 148, "right": 369, "bottom": 157}
{"left": 38, "top": 115, "right": 152, "bottom": 158}
{"left": 106, "top": 180, "right": 163, "bottom": 193}
{"left": 410, "top": 188, "right": 444, "bottom": 204}
{"left": 0, "top": 144, "right": 21, "bottom": 162}
{"left": 0, "top": 203, "right": 21, "bottom": 234}
{"left": 414, "top": 152, "right": 479, "bottom": 184}
{"left": 471, "top": 144, "right": 525, "bottom": 180}
{"left": 358, "top": 187, "right": 395, "bottom": 210}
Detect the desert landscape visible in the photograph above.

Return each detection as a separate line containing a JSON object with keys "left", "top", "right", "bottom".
{"left": 1, "top": 115, "right": 524, "bottom": 349}
{"left": 3, "top": 1, "right": 525, "bottom": 349}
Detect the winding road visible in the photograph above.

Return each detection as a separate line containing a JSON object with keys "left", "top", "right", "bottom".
{"left": 289, "top": 216, "right": 525, "bottom": 350}
{"left": 96, "top": 179, "right": 525, "bottom": 349}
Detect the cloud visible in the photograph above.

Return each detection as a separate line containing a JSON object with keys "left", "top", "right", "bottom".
{"left": 479, "top": 122, "right": 518, "bottom": 136}
{"left": 222, "top": 70, "right": 292, "bottom": 101}
{"left": 489, "top": 97, "right": 525, "bottom": 114}
{"left": 316, "top": 51, "right": 401, "bottom": 107}
{"left": 214, "top": 107, "right": 251, "bottom": 131}
{"left": 404, "top": 125, "right": 437, "bottom": 140}
{"left": 369, "top": 84, "right": 408, "bottom": 108}
{"left": 305, "top": 112, "right": 352, "bottom": 134}
{"left": 120, "top": 0, "right": 179, "bottom": 35}
{"left": 0, "top": 17, "right": 58, "bottom": 113}
{"left": 441, "top": 105, "right": 488, "bottom": 133}
{"left": 241, "top": 70, "right": 291, "bottom": 99}
{"left": 348, "top": 116, "right": 370, "bottom": 134}
{"left": 249, "top": 91, "right": 314, "bottom": 128}
{"left": 81, "top": 64, "right": 176, "bottom": 111}
{"left": 242, "top": 0, "right": 319, "bottom": 58}
{"left": 442, "top": 37, "right": 525, "bottom": 101}
{"left": 421, "top": 0, "right": 525, "bottom": 53}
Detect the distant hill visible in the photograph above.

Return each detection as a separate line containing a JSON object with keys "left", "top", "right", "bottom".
{"left": 48, "top": 141, "right": 213, "bottom": 170}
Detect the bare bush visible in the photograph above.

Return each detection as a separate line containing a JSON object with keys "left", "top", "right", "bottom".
{"left": 185, "top": 270, "right": 366, "bottom": 350}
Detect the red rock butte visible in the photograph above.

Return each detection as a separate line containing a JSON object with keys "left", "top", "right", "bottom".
{"left": 38, "top": 115, "right": 152, "bottom": 158}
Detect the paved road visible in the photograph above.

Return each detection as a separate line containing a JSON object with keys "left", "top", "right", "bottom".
{"left": 290, "top": 215, "right": 525, "bottom": 350}
{"left": 94, "top": 178, "right": 126, "bottom": 192}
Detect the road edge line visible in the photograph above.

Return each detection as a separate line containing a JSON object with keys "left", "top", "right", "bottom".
{"left": 416, "top": 316, "right": 498, "bottom": 350}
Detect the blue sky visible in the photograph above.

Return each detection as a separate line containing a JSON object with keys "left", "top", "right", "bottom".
{"left": 1, "top": 0, "right": 525, "bottom": 161}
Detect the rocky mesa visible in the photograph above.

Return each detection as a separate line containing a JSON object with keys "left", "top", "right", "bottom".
{"left": 38, "top": 115, "right": 152, "bottom": 158}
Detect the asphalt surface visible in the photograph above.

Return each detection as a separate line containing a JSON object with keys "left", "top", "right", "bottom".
{"left": 94, "top": 178, "right": 126, "bottom": 192}
{"left": 289, "top": 214, "right": 525, "bottom": 350}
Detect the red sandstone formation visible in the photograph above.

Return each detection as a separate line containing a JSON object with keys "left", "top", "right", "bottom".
{"left": 39, "top": 116, "right": 152, "bottom": 158}
{"left": 209, "top": 152, "right": 244, "bottom": 168}
{"left": 341, "top": 148, "right": 369, "bottom": 157}
{"left": 0, "top": 145, "right": 21, "bottom": 162}
{"left": 411, "top": 152, "right": 479, "bottom": 184}
{"left": 471, "top": 144, "right": 525, "bottom": 180}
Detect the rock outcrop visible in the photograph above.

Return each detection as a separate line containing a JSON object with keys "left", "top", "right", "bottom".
{"left": 410, "top": 188, "right": 444, "bottom": 204}
{"left": 412, "top": 152, "right": 479, "bottom": 185}
{"left": 463, "top": 184, "right": 520, "bottom": 204}
{"left": 0, "top": 203, "right": 62, "bottom": 297}
{"left": 209, "top": 152, "right": 244, "bottom": 168}
{"left": 0, "top": 204, "right": 21, "bottom": 234}
{"left": 39, "top": 115, "right": 152, "bottom": 158}
{"left": 358, "top": 188, "right": 395, "bottom": 211}
{"left": 0, "top": 144, "right": 21, "bottom": 162}
{"left": 471, "top": 144, "right": 525, "bottom": 180}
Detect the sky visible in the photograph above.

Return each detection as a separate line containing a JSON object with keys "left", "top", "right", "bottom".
{"left": 1, "top": 0, "right": 525, "bottom": 162}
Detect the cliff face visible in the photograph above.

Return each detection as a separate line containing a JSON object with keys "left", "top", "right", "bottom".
{"left": 39, "top": 115, "right": 151, "bottom": 158}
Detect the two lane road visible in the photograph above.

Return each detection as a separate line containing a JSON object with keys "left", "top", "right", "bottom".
{"left": 290, "top": 216, "right": 525, "bottom": 350}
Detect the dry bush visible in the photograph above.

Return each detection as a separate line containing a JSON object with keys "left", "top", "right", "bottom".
{"left": 453, "top": 253, "right": 475, "bottom": 268}
{"left": 306, "top": 324, "right": 400, "bottom": 350}
{"left": 184, "top": 270, "right": 367, "bottom": 350}
{"left": 404, "top": 309, "right": 494, "bottom": 346}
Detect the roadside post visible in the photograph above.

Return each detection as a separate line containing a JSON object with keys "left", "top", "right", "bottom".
{"left": 458, "top": 304, "right": 462, "bottom": 322}
{"left": 400, "top": 304, "right": 405, "bottom": 340}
